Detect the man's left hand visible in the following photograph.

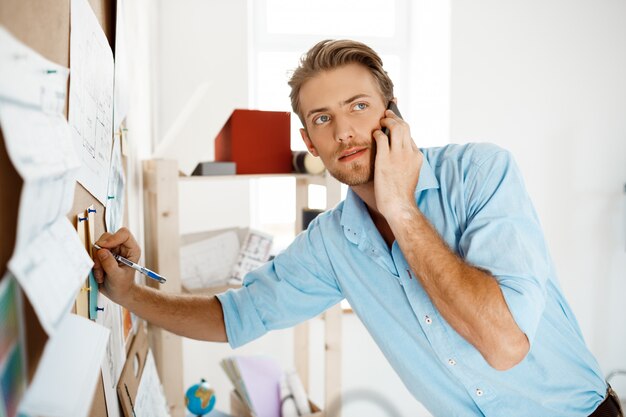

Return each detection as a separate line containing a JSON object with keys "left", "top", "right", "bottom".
{"left": 373, "top": 108, "right": 423, "bottom": 219}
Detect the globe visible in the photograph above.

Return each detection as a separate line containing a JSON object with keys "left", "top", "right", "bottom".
{"left": 185, "top": 379, "right": 216, "bottom": 416}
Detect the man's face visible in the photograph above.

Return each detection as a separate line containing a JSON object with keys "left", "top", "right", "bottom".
{"left": 298, "top": 63, "right": 387, "bottom": 186}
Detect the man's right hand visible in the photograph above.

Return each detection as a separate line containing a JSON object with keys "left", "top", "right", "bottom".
{"left": 92, "top": 227, "right": 141, "bottom": 305}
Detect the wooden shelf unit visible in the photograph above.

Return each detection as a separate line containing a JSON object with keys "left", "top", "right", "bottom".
{"left": 142, "top": 159, "right": 343, "bottom": 416}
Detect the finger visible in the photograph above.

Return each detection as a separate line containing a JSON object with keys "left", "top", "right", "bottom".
{"left": 96, "top": 227, "right": 136, "bottom": 248}
{"left": 95, "top": 232, "right": 114, "bottom": 248}
{"left": 385, "top": 109, "right": 402, "bottom": 121}
{"left": 372, "top": 129, "right": 390, "bottom": 156}
{"left": 96, "top": 248, "right": 122, "bottom": 276}
{"left": 96, "top": 227, "right": 140, "bottom": 261}
{"left": 384, "top": 112, "right": 412, "bottom": 149}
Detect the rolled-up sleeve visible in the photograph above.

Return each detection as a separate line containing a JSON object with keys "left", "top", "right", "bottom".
{"left": 458, "top": 147, "right": 552, "bottom": 344}
{"left": 217, "top": 217, "right": 344, "bottom": 348}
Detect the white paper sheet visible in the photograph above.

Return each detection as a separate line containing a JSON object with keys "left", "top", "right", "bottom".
{"left": 0, "top": 27, "right": 79, "bottom": 257}
{"left": 0, "top": 103, "right": 80, "bottom": 256}
{"left": 113, "top": 0, "right": 130, "bottom": 131}
{"left": 8, "top": 218, "right": 93, "bottom": 335}
{"left": 69, "top": 0, "right": 115, "bottom": 203}
{"left": 229, "top": 230, "right": 273, "bottom": 284}
{"left": 180, "top": 230, "right": 240, "bottom": 289}
{"left": 133, "top": 351, "right": 171, "bottom": 417}
{"left": 18, "top": 314, "right": 110, "bottom": 417}
{"left": 105, "top": 135, "right": 125, "bottom": 233}
{"left": 0, "top": 27, "right": 68, "bottom": 114}
{"left": 0, "top": 27, "right": 93, "bottom": 336}
{"left": 96, "top": 294, "right": 124, "bottom": 417}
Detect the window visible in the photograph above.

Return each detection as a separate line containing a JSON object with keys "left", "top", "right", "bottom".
{"left": 248, "top": 0, "right": 450, "bottom": 251}
{"left": 250, "top": 0, "right": 411, "bottom": 151}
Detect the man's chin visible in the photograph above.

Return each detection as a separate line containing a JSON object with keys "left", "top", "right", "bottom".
{"left": 327, "top": 167, "right": 373, "bottom": 186}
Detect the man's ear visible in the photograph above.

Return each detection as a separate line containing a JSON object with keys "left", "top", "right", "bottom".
{"left": 300, "top": 128, "right": 319, "bottom": 157}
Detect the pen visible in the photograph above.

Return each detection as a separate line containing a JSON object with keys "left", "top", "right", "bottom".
{"left": 93, "top": 244, "right": 167, "bottom": 284}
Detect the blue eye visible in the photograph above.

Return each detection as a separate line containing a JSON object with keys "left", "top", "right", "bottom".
{"left": 353, "top": 102, "right": 368, "bottom": 111}
{"left": 314, "top": 114, "right": 330, "bottom": 125}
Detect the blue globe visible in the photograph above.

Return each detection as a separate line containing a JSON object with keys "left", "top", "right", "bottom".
{"left": 185, "top": 379, "right": 216, "bottom": 416}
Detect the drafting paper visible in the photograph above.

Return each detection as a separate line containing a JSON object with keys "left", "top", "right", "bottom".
{"left": 229, "top": 230, "right": 273, "bottom": 284}
{"left": 0, "top": 25, "right": 91, "bottom": 336}
{"left": 0, "top": 103, "right": 79, "bottom": 255}
{"left": 0, "top": 27, "right": 80, "bottom": 258}
{"left": 113, "top": 0, "right": 130, "bottom": 131}
{"left": 0, "top": 27, "right": 68, "bottom": 113}
{"left": 133, "top": 351, "right": 170, "bottom": 417}
{"left": 8, "top": 218, "right": 93, "bottom": 335}
{"left": 69, "top": 0, "right": 115, "bottom": 203}
{"left": 105, "top": 135, "right": 125, "bottom": 233}
{"left": 180, "top": 231, "right": 240, "bottom": 289}
{"left": 18, "top": 314, "right": 110, "bottom": 417}
{"left": 96, "top": 294, "right": 124, "bottom": 417}
{"left": 96, "top": 294, "right": 126, "bottom": 384}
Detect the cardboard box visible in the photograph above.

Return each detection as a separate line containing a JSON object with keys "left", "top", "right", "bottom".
{"left": 214, "top": 109, "right": 293, "bottom": 175}
{"left": 230, "top": 390, "right": 323, "bottom": 417}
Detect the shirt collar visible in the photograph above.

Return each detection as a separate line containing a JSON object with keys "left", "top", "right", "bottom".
{"left": 340, "top": 188, "right": 366, "bottom": 245}
{"left": 416, "top": 154, "right": 440, "bottom": 194}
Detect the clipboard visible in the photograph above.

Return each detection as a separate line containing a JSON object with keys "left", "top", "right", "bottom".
{"left": 117, "top": 322, "right": 149, "bottom": 417}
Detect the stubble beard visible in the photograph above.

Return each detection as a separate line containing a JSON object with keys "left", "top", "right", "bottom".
{"left": 326, "top": 142, "right": 377, "bottom": 186}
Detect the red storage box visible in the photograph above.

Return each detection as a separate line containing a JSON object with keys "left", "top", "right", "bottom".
{"left": 214, "top": 109, "right": 292, "bottom": 174}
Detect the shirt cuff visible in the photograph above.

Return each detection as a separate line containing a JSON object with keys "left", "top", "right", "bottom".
{"left": 216, "top": 287, "right": 267, "bottom": 349}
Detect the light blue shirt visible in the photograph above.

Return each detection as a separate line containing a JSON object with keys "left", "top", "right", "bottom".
{"left": 217, "top": 143, "right": 606, "bottom": 417}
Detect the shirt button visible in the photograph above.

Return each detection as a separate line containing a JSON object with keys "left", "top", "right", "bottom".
{"left": 475, "top": 389, "right": 483, "bottom": 397}
{"left": 424, "top": 315, "right": 432, "bottom": 324}
{"left": 448, "top": 359, "right": 456, "bottom": 366}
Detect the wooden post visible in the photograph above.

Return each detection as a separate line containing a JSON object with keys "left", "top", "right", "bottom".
{"left": 294, "top": 177, "right": 310, "bottom": 392}
{"left": 142, "top": 159, "right": 184, "bottom": 417}
{"left": 294, "top": 174, "right": 343, "bottom": 416}
{"left": 323, "top": 174, "right": 342, "bottom": 416}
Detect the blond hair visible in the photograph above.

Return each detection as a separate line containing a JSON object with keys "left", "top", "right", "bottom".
{"left": 288, "top": 39, "right": 394, "bottom": 125}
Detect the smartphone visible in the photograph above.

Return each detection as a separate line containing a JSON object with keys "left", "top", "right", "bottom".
{"left": 382, "top": 101, "right": 403, "bottom": 137}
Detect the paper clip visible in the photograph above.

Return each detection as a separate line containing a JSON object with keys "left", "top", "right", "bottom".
{"left": 88, "top": 208, "right": 97, "bottom": 214}
{"left": 107, "top": 196, "right": 115, "bottom": 200}
{"left": 78, "top": 217, "right": 88, "bottom": 222}
{"left": 81, "top": 286, "right": 90, "bottom": 292}
{"left": 96, "top": 306, "right": 104, "bottom": 312}
{"left": 46, "top": 69, "right": 57, "bottom": 74}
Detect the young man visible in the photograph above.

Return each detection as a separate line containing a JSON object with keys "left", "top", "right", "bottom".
{"left": 93, "top": 40, "right": 622, "bottom": 416}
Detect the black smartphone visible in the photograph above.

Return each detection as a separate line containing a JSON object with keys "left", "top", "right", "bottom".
{"left": 382, "top": 101, "right": 403, "bottom": 137}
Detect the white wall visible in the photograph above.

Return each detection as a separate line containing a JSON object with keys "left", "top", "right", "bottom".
{"left": 450, "top": 0, "right": 626, "bottom": 394}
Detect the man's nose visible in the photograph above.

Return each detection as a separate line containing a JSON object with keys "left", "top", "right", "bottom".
{"left": 334, "top": 115, "right": 355, "bottom": 143}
